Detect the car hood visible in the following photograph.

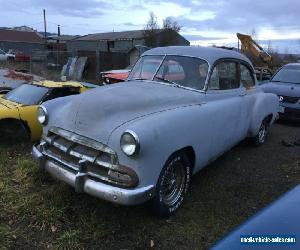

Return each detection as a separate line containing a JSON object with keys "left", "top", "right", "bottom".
{"left": 262, "top": 81, "right": 300, "bottom": 97}
{"left": 52, "top": 81, "right": 205, "bottom": 144}
{"left": 0, "top": 98, "right": 22, "bottom": 110}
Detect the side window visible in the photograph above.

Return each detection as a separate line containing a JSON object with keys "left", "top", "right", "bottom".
{"left": 208, "top": 62, "right": 239, "bottom": 90}
{"left": 44, "top": 87, "right": 80, "bottom": 101}
{"left": 240, "top": 64, "right": 255, "bottom": 88}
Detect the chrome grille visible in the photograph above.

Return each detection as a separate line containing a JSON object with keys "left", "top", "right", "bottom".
{"left": 42, "top": 127, "right": 119, "bottom": 186}
{"left": 279, "top": 95, "right": 299, "bottom": 104}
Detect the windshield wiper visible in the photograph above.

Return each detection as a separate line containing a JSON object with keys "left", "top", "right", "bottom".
{"left": 154, "top": 76, "right": 179, "bottom": 87}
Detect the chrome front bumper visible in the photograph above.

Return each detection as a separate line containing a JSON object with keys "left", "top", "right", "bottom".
{"left": 32, "top": 144, "right": 155, "bottom": 205}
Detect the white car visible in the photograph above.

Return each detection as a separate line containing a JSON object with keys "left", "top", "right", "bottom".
{"left": 33, "top": 46, "right": 279, "bottom": 217}
{"left": 0, "top": 49, "right": 15, "bottom": 61}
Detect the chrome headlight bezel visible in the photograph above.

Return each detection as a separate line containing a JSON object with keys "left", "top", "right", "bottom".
{"left": 37, "top": 105, "right": 48, "bottom": 125}
{"left": 120, "top": 130, "right": 140, "bottom": 156}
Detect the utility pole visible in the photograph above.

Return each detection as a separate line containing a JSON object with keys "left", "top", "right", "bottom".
{"left": 43, "top": 9, "right": 47, "bottom": 44}
{"left": 57, "top": 25, "right": 61, "bottom": 44}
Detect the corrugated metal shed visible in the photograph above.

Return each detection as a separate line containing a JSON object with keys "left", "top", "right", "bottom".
{"left": 0, "top": 29, "right": 44, "bottom": 44}
{"left": 75, "top": 30, "right": 147, "bottom": 41}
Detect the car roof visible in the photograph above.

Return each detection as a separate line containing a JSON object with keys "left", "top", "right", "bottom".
{"left": 143, "top": 46, "right": 252, "bottom": 66}
{"left": 31, "top": 80, "right": 84, "bottom": 88}
{"left": 284, "top": 63, "right": 300, "bottom": 68}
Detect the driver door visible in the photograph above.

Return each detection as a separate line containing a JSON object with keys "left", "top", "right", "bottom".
{"left": 205, "top": 60, "right": 244, "bottom": 158}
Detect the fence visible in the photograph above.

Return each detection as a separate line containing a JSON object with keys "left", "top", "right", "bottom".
{"left": 0, "top": 50, "right": 72, "bottom": 81}
{"left": 0, "top": 50, "right": 130, "bottom": 84}
{"left": 0, "top": 50, "right": 129, "bottom": 83}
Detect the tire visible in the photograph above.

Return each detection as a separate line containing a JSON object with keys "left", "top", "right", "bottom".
{"left": 151, "top": 151, "right": 191, "bottom": 218}
{"left": 252, "top": 118, "right": 268, "bottom": 146}
{"left": 0, "top": 120, "right": 30, "bottom": 143}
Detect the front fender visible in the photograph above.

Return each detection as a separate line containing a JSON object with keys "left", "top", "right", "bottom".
{"left": 107, "top": 104, "right": 214, "bottom": 188}
{"left": 0, "top": 108, "right": 19, "bottom": 120}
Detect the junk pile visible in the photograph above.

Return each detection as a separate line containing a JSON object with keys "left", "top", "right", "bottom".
{"left": 4, "top": 69, "right": 34, "bottom": 82}
{"left": 61, "top": 57, "right": 88, "bottom": 81}
{"left": 0, "top": 69, "right": 43, "bottom": 94}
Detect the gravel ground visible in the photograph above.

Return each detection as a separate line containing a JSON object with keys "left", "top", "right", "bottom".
{"left": 0, "top": 122, "right": 299, "bottom": 249}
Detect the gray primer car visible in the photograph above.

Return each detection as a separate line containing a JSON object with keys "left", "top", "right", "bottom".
{"left": 261, "top": 63, "right": 300, "bottom": 121}
{"left": 33, "top": 46, "right": 279, "bottom": 217}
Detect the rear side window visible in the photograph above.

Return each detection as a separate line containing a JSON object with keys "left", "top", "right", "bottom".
{"left": 208, "top": 62, "right": 239, "bottom": 90}
{"left": 240, "top": 64, "right": 255, "bottom": 88}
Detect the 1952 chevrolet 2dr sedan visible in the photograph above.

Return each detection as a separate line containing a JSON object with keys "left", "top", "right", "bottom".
{"left": 33, "top": 46, "right": 279, "bottom": 217}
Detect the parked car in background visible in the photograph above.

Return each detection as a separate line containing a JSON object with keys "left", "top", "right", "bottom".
{"left": 33, "top": 46, "right": 278, "bottom": 217}
{"left": 261, "top": 63, "right": 300, "bottom": 121}
{"left": 0, "top": 81, "right": 91, "bottom": 141}
{"left": 0, "top": 84, "right": 13, "bottom": 94}
{"left": 100, "top": 69, "right": 130, "bottom": 84}
{"left": 0, "top": 49, "right": 15, "bottom": 61}
{"left": 13, "top": 50, "right": 30, "bottom": 62}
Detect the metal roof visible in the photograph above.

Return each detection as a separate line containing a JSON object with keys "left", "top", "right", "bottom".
{"left": 143, "top": 46, "right": 252, "bottom": 65}
{"left": 0, "top": 29, "right": 44, "bottom": 44}
{"left": 75, "top": 30, "right": 146, "bottom": 41}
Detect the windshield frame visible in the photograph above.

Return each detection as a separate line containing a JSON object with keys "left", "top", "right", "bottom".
{"left": 3, "top": 83, "right": 51, "bottom": 105}
{"left": 271, "top": 65, "right": 300, "bottom": 84}
{"left": 127, "top": 54, "right": 211, "bottom": 93}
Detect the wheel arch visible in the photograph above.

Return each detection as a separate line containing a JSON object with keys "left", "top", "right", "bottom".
{"left": 249, "top": 92, "right": 278, "bottom": 137}
{"left": 165, "top": 146, "right": 196, "bottom": 174}
{"left": 0, "top": 118, "right": 31, "bottom": 137}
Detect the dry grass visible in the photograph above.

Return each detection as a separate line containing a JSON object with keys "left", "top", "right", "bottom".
{"left": 0, "top": 123, "right": 299, "bottom": 249}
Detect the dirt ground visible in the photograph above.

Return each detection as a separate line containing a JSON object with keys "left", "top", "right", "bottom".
{"left": 0, "top": 122, "right": 299, "bottom": 249}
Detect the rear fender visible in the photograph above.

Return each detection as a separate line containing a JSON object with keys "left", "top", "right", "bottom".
{"left": 249, "top": 92, "right": 278, "bottom": 137}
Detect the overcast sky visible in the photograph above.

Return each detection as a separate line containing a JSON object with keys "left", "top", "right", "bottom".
{"left": 1, "top": 0, "right": 300, "bottom": 53}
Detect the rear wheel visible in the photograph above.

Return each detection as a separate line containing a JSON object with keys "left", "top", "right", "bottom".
{"left": 151, "top": 151, "right": 191, "bottom": 217}
{"left": 252, "top": 118, "right": 268, "bottom": 146}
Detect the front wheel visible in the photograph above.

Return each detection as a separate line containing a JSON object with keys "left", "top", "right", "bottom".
{"left": 151, "top": 152, "right": 191, "bottom": 217}
{"left": 0, "top": 120, "right": 30, "bottom": 143}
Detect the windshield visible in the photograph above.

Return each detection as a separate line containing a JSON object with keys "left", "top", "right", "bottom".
{"left": 128, "top": 55, "right": 209, "bottom": 90}
{"left": 272, "top": 65, "right": 300, "bottom": 84}
{"left": 4, "top": 84, "right": 49, "bottom": 105}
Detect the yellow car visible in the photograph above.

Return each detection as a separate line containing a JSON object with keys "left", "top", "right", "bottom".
{"left": 0, "top": 80, "right": 92, "bottom": 141}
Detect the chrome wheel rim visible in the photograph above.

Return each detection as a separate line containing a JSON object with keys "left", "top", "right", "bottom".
{"left": 258, "top": 122, "right": 267, "bottom": 143}
{"left": 160, "top": 161, "right": 186, "bottom": 206}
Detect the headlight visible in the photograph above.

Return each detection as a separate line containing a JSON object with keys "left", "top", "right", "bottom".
{"left": 120, "top": 130, "right": 140, "bottom": 156}
{"left": 37, "top": 106, "right": 48, "bottom": 125}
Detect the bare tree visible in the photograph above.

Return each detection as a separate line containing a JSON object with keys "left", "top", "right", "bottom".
{"left": 160, "top": 17, "right": 182, "bottom": 46}
{"left": 163, "top": 17, "right": 181, "bottom": 32}
{"left": 143, "top": 13, "right": 182, "bottom": 47}
{"left": 251, "top": 28, "right": 257, "bottom": 41}
{"left": 267, "top": 39, "right": 273, "bottom": 54}
{"left": 143, "top": 12, "right": 159, "bottom": 47}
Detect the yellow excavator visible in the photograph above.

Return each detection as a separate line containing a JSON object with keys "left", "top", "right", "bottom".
{"left": 237, "top": 33, "right": 273, "bottom": 81}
